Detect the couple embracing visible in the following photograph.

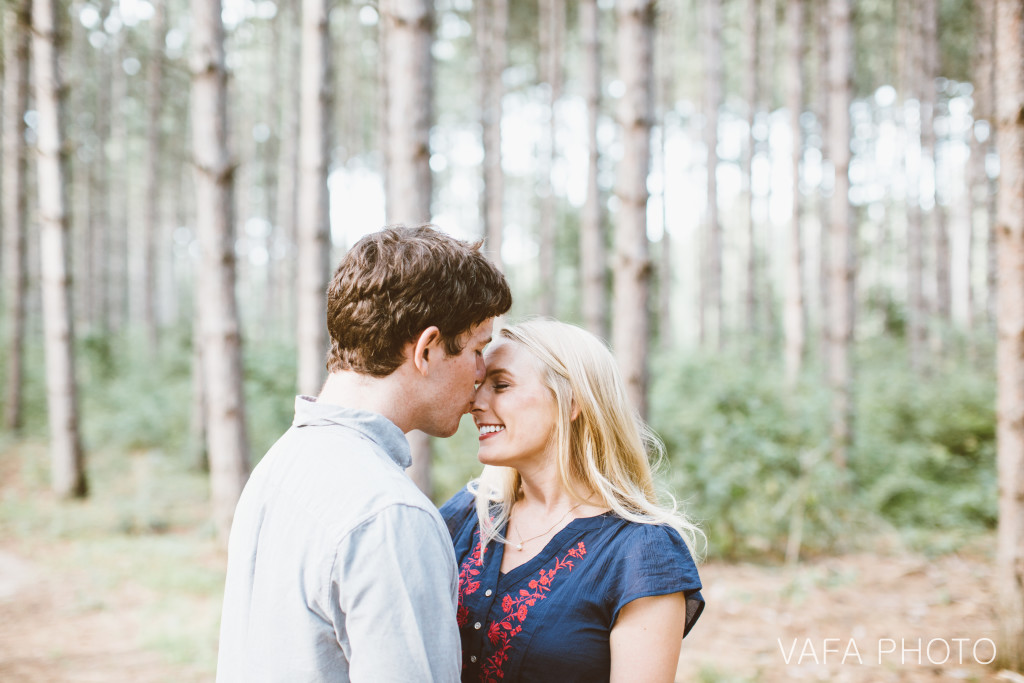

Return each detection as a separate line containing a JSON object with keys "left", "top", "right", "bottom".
{"left": 216, "top": 225, "right": 704, "bottom": 683}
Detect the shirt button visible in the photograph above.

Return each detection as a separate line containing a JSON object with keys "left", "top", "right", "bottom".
{"left": 485, "top": 589, "right": 492, "bottom": 597}
{"left": 470, "top": 656, "right": 478, "bottom": 663}
{"left": 474, "top": 622, "right": 482, "bottom": 630}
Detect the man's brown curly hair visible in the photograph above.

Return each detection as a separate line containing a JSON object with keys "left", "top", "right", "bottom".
{"left": 325, "top": 225, "right": 512, "bottom": 377}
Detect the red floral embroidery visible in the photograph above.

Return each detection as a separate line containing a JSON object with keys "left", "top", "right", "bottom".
{"left": 457, "top": 531, "right": 487, "bottom": 628}
{"left": 476, "top": 541, "right": 587, "bottom": 682}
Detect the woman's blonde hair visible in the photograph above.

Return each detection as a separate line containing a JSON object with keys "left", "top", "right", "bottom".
{"left": 469, "top": 319, "right": 704, "bottom": 559}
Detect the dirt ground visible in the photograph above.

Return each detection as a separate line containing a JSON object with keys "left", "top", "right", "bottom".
{"left": 0, "top": 535, "right": 1013, "bottom": 682}
{"left": 676, "top": 548, "right": 1011, "bottom": 682}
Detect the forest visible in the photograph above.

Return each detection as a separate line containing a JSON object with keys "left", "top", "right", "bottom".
{"left": 1, "top": 0, "right": 1023, "bottom": 680}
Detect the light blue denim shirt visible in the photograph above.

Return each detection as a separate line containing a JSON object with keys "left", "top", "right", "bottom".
{"left": 216, "top": 397, "right": 460, "bottom": 682}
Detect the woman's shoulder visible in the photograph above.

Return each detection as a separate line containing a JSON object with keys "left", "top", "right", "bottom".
{"left": 438, "top": 485, "right": 477, "bottom": 537}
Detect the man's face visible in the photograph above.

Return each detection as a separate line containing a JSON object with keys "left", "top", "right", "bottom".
{"left": 419, "top": 319, "right": 494, "bottom": 438}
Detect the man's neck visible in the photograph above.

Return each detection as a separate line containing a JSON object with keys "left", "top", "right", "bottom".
{"left": 317, "top": 370, "right": 415, "bottom": 433}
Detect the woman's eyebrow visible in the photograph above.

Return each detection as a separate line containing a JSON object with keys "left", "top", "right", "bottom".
{"left": 484, "top": 366, "right": 510, "bottom": 379}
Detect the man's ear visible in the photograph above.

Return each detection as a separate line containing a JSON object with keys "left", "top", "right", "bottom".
{"left": 412, "top": 326, "right": 442, "bottom": 377}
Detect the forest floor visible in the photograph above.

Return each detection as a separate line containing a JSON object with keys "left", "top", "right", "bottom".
{"left": 0, "top": 441, "right": 1016, "bottom": 683}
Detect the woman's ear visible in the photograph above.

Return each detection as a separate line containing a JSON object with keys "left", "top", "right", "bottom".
{"left": 412, "top": 326, "right": 442, "bottom": 376}
{"left": 570, "top": 398, "right": 581, "bottom": 422}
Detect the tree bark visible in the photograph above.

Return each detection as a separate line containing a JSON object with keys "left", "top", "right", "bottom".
{"left": 142, "top": 0, "right": 167, "bottom": 351}
{"left": 994, "top": 0, "right": 1024, "bottom": 670}
{"left": 904, "top": 0, "right": 927, "bottom": 370}
{"left": 477, "top": 0, "right": 507, "bottom": 270}
{"left": 612, "top": 0, "right": 654, "bottom": 419}
{"left": 784, "top": 0, "right": 806, "bottom": 387}
{"left": 744, "top": 0, "right": 761, "bottom": 339}
{"left": 109, "top": 28, "right": 128, "bottom": 332}
{"left": 816, "top": 0, "right": 830, "bottom": 363}
{"left": 381, "top": 0, "right": 435, "bottom": 496}
{"left": 537, "top": 0, "right": 563, "bottom": 317}
{"left": 657, "top": 8, "right": 674, "bottom": 352}
{"left": 296, "top": 0, "right": 333, "bottom": 397}
{"left": 580, "top": 0, "right": 606, "bottom": 340}
{"left": 273, "top": 1, "right": 300, "bottom": 344}
{"left": 3, "top": 0, "right": 31, "bottom": 433}
{"left": 827, "top": 0, "right": 854, "bottom": 468}
{"left": 702, "top": 0, "right": 723, "bottom": 350}
{"left": 33, "top": 0, "right": 87, "bottom": 497}
{"left": 191, "top": 0, "right": 251, "bottom": 540}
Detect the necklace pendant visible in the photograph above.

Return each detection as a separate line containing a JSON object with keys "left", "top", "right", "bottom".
{"left": 515, "top": 543, "right": 523, "bottom": 551}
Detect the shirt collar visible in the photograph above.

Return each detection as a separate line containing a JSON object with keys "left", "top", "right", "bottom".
{"left": 292, "top": 395, "right": 412, "bottom": 469}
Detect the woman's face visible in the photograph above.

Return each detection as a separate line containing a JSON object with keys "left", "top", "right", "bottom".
{"left": 471, "top": 340, "right": 559, "bottom": 472}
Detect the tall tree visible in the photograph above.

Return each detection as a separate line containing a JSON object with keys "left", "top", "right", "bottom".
{"left": 191, "top": 0, "right": 251, "bottom": 539}
{"left": 657, "top": 7, "right": 674, "bottom": 351}
{"left": 994, "top": 0, "right": 1024, "bottom": 671}
{"left": 743, "top": 0, "right": 761, "bottom": 338}
{"left": 579, "top": 0, "right": 606, "bottom": 339}
{"left": 783, "top": 0, "right": 806, "bottom": 387}
{"left": 3, "top": 0, "right": 31, "bottom": 432}
{"left": 272, "top": 1, "right": 300, "bottom": 342}
{"left": 537, "top": 0, "right": 563, "bottom": 317}
{"left": 381, "top": 0, "right": 435, "bottom": 495}
{"left": 612, "top": 0, "right": 654, "bottom": 418}
{"left": 33, "top": 0, "right": 87, "bottom": 497}
{"left": 904, "top": 0, "right": 927, "bottom": 369}
{"left": 827, "top": 0, "right": 853, "bottom": 468}
{"left": 477, "top": 0, "right": 507, "bottom": 270}
{"left": 296, "top": 0, "right": 333, "bottom": 397}
{"left": 142, "top": 0, "right": 167, "bottom": 350}
{"left": 108, "top": 25, "right": 128, "bottom": 331}
{"left": 815, "top": 0, "right": 830, "bottom": 360}
{"left": 701, "top": 0, "right": 723, "bottom": 349}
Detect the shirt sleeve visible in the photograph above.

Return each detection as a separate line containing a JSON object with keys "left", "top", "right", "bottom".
{"left": 609, "top": 523, "right": 705, "bottom": 637}
{"left": 333, "top": 503, "right": 461, "bottom": 682}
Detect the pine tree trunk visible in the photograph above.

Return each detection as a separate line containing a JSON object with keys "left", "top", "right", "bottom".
{"left": 381, "top": 0, "right": 435, "bottom": 496}
{"left": 744, "top": 0, "right": 761, "bottom": 339}
{"left": 905, "top": 0, "right": 927, "bottom": 370}
{"left": 827, "top": 0, "right": 853, "bottom": 468}
{"left": 612, "top": 0, "right": 654, "bottom": 419}
{"left": 33, "top": 0, "right": 87, "bottom": 497}
{"left": 3, "top": 0, "right": 31, "bottom": 433}
{"left": 477, "top": 0, "right": 506, "bottom": 270}
{"left": 142, "top": 0, "right": 166, "bottom": 351}
{"left": 657, "top": 10, "right": 674, "bottom": 352}
{"left": 994, "top": 1, "right": 1024, "bottom": 670}
{"left": 109, "top": 29, "right": 128, "bottom": 332}
{"left": 92, "top": 0, "right": 112, "bottom": 333}
{"left": 579, "top": 0, "right": 606, "bottom": 340}
{"left": 191, "top": 0, "right": 251, "bottom": 540}
{"left": 783, "top": 0, "right": 806, "bottom": 387}
{"left": 702, "top": 0, "right": 723, "bottom": 350}
{"left": 537, "top": 0, "right": 563, "bottom": 317}
{"left": 816, "top": 0, "right": 830, "bottom": 363}
{"left": 273, "top": 2, "right": 300, "bottom": 343}
{"left": 296, "top": 0, "right": 332, "bottom": 397}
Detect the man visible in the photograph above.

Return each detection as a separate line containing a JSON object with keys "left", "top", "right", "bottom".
{"left": 217, "top": 225, "right": 512, "bottom": 682}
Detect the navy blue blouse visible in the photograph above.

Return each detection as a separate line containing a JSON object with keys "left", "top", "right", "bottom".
{"left": 440, "top": 487, "right": 704, "bottom": 683}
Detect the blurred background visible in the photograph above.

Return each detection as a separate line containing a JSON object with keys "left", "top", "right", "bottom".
{"left": 1, "top": 0, "right": 1019, "bottom": 680}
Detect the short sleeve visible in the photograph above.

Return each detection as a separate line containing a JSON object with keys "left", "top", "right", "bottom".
{"left": 609, "top": 523, "right": 705, "bottom": 637}
{"left": 439, "top": 486, "right": 477, "bottom": 539}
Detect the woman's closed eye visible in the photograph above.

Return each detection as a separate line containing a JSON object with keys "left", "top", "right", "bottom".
{"left": 492, "top": 382, "right": 509, "bottom": 391}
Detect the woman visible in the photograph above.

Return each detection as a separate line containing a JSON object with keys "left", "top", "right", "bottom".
{"left": 440, "top": 319, "right": 704, "bottom": 683}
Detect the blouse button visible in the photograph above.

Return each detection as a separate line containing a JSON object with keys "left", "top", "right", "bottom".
{"left": 474, "top": 622, "right": 482, "bottom": 630}
{"left": 470, "top": 656, "right": 478, "bottom": 663}
{"left": 484, "top": 589, "right": 492, "bottom": 597}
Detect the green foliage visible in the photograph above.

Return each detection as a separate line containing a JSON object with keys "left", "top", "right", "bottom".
{"left": 648, "top": 336, "right": 996, "bottom": 560}
{"left": 851, "top": 338, "right": 996, "bottom": 530}
{"left": 650, "top": 348, "right": 855, "bottom": 560}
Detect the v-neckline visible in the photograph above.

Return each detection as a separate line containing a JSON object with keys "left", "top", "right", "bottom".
{"left": 495, "top": 512, "right": 614, "bottom": 584}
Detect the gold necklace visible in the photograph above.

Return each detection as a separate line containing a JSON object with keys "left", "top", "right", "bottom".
{"left": 509, "top": 502, "right": 582, "bottom": 551}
